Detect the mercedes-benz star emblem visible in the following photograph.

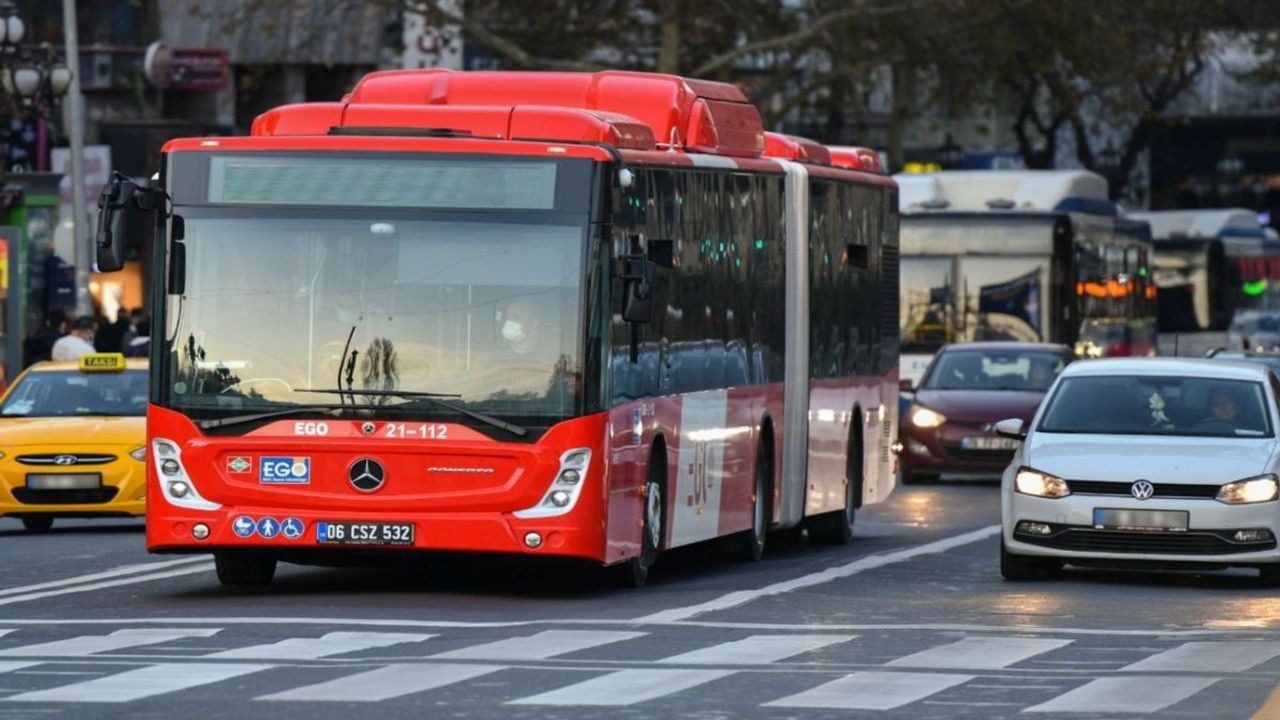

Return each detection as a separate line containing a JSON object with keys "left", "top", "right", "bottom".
{"left": 361, "top": 422, "right": 376, "bottom": 436}
{"left": 1130, "top": 480, "right": 1155, "bottom": 500}
{"left": 53, "top": 455, "right": 77, "bottom": 466}
{"left": 348, "top": 458, "right": 386, "bottom": 493}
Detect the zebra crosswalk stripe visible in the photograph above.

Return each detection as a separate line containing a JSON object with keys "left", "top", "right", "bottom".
{"left": 507, "top": 668, "right": 734, "bottom": 706}
{"left": 431, "top": 629, "right": 644, "bottom": 661}
{"left": 1023, "top": 675, "right": 1222, "bottom": 714}
{"left": 0, "top": 628, "right": 220, "bottom": 657}
{"left": 4, "top": 663, "right": 272, "bottom": 703}
{"left": 657, "top": 634, "right": 855, "bottom": 665}
{"left": 204, "top": 631, "right": 434, "bottom": 660}
{"left": 1120, "top": 641, "right": 1280, "bottom": 673}
{"left": 764, "top": 671, "right": 974, "bottom": 711}
{"left": 259, "top": 663, "right": 506, "bottom": 702}
{"left": 886, "top": 636, "right": 1072, "bottom": 670}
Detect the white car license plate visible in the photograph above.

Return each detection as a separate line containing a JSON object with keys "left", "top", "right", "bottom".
{"left": 961, "top": 436, "right": 1019, "bottom": 451}
{"left": 1093, "top": 508, "right": 1188, "bottom": 532}
{"left": 316, "top": 522, "right": 414, "bottom": 546}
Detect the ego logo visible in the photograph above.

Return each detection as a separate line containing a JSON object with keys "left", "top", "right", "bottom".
{"left": 294, "top": 422, "right": 329, "bottom": 436}
{"left": 260, "top": 456, "right": 311, "bottom": 485}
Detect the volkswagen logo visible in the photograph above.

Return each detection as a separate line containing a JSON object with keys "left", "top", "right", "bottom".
{"left": 1131, "top": 480, "right": 1155, "bottom": 500}
{"left": 53, "top": 455, "right": 77, "bottom": 466}
{"left": 348, "top": 458, "right": 386, "bottom": 493}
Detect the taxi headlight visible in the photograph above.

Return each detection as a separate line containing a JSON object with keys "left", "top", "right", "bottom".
{"left": 910, "top": 406, "right": 946, "bottom": 429}
{"left": 1014, "top": 467, "right": 1071, "bottom": 498}
{"left": 129, "top": 446, "right": 146, "bottom": 462}
{"left": 1217, "top": 475, "right": 1279, "bottom": 504}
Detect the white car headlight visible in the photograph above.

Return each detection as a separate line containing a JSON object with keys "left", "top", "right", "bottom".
{"left": 129, "top": 446, "right": 146, "bottom": 462}
{"left": 910, "top": 406, "right": 946, "bottom": 429}
{"left": 1014, "top": 467, "right": 1070, "bottom": 498}
{"left": 1217, "top": 475, "right": 1279, "bottom": 504}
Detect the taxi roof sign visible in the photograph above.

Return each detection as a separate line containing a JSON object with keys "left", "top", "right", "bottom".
{"left": 80, "top": 353, "right": 127, "bottom": 372}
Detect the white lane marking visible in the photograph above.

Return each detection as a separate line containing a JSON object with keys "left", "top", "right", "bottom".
{"left": 657, "top": 634, "right": 855, "bottom": 665}
{"left": 507, "top": 668, "right": 733, "bottom": 706}
{"left": 260, "top": 663, "right": 504, "bottom": 702}
{"left": 0, "top": 629, "right": 220, "bottom": 657}
{"left": 205, "top": 632, "right": 433, "bottom": 660}
{"left": 0, "top": 662, "right": 39, "bottom": 674}
{"left": 1023, "top": 675, "right": 1221, "bottom": 713}
{"left": 0, "top": 557, "right": 209, "bottom": 599}
{"left": 1120, "top": 641, "right": 1280, "bottom": 673}
{"left": 432, "top": 630, "right": 644, "bottom": 661}
{"left": 0, "top": 617, "right": 1266, "bottom": 638}
{"left": 764, "top": 671, "right": 973, "bottom": 710}
{"left": 887, "top": 636, "right": 1072, "bottom": 670}
{"left": 0, "top": 564, "right": 214, "bottom": 607}
{"left": 635, "top": 525, "right": 1000, "bottom": 623}
{"left": 5, "top": 663, "right": 271, "bottom": 703}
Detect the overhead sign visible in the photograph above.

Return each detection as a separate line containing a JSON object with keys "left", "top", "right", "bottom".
{"left": 144, "top": 41, "right": 229, "bottom": 91}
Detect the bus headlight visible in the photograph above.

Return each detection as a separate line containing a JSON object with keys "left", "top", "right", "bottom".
{"left": 152, "top": 439, "right": 222, "bottom": 511}
{"left": 1014, "top": 467, "right": 1071, "bottom": 498}
{"left": 514, "top": 448, "right": 592, "bottom": 519}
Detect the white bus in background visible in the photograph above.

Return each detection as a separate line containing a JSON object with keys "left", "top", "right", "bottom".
{"left": 1127, "top": 208, "right": 1276, "bottom": 333}
{"left": 895, "top": 170, "right": 1158, "bottom": 387}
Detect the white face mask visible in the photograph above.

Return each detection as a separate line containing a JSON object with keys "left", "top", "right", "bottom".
{"left": 502, "top": 320, "right": 526, "bottom": 342}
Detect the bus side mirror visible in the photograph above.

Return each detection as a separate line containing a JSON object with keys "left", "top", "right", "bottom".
{"left": 95, "top": 174, "right": 140, "bottom": 272}
{"left": 621, "top": 252, "right": 655, "bottom": 324}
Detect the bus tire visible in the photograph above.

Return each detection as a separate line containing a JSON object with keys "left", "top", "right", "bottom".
{"left": 614, "top": 444, "right": 666, "bottom": 589}
{"left": 21, "top": 517, "right": 53, "bottom": 533}
{"left": 214, "top": 552, "right": 277, "bottom": 587}
{"left": 809, "top": 424, "right": 861, "bottom": 545}
{"left": 738, "top": 439, "right": 771, "bottom": 562}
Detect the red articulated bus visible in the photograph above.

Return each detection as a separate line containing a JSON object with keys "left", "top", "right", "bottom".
{"left": 95, "top": 69, "right": 900, "bottom": 588}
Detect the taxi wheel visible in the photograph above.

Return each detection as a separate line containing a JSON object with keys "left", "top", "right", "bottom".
{"left": 1000, "top": 541, "right": 1061, "bottom": 580}
{"left": 214, "top": 553, "right": 277, "bottom": 587}
{"left": 21, "top": 517, "right": 53, "bottom": 533}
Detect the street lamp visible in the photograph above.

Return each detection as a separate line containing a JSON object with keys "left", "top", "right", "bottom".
{"left": 0, "top": 1, "right": 70, "bottom": 111}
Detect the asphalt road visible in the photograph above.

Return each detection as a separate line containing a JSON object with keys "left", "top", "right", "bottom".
{"left": 1, "top": 478, "right": 1279, "bottom": 720}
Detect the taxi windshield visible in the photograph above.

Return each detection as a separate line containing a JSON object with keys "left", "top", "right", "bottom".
{"left": 0, "top": 370, "right": 147, "bottom": 417}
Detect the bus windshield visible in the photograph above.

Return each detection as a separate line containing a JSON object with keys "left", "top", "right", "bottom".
{"left": 162, "top": 208, "right": 589, "bottom": 425}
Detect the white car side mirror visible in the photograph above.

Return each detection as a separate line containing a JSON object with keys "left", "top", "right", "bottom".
{"left": 994, "top": 418, "right": 1026, "bottom": 440}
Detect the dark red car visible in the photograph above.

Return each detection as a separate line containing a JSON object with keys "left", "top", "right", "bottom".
{"left": 900, "top": 342, "right": 1074, "bottom": 482}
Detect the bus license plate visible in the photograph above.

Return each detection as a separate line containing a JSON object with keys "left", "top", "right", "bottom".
{"left": 316, "top": 522, "right": 414, "bottom": 546}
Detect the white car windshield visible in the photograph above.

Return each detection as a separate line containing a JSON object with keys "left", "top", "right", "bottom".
{"left": 1038, "top": 375, "right": 1273, "bottom": 438}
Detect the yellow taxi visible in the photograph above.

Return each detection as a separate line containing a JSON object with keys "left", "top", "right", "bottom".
{"left": 0, "top": 353, "right": 147, "bottom": 531}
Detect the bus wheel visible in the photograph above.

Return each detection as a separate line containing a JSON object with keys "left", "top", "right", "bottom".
{"left": 21, "top": 517, "right": 53, "bottom": 533}
{"left": 614, "top": 454, "right": 665, "bottom": 589}
{"left": 810, "top": 430, "right": 860, "bottom": 545}
{"left": 738, "top": 441, "right": 770, "bottom": 561}
{"left": 214, "top": 552, "right": 277, "bottom": 587}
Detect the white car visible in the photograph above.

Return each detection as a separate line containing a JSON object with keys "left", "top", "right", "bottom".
{"left": 998, "top": 357, "right": 1280, "bottom": 583}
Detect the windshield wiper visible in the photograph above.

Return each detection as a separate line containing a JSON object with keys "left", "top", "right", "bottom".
{"left": 196, "top": 403, "right": 378, "bottom": 430}
{"left": 297, "top": 387, "right": 527, "bottom": 437}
